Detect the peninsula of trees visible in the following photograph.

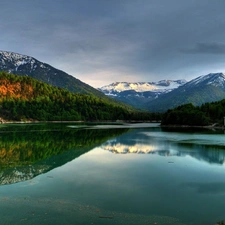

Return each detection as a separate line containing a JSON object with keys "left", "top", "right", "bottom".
{"left": 161, "top": 101, "right": 225, "bottom": 126}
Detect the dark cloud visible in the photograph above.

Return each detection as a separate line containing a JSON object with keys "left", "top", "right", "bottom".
{"left": 181, "top": 43, "right": 225, "bottom": 54}
{"left": 1, "top": 0, "right": 225, "bottom": 87}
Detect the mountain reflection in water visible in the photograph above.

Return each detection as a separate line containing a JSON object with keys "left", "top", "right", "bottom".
{"left": 0, "top": 123, "right": 224, "bottom": 225}
{"left": 0, "top": 123, "right": 129, "bottom": 185}
{"left": 100, "top": 128, "right": 225, "bottom": 165}
{"left": 0, "top": 123, "right": 224, "bottom": 186}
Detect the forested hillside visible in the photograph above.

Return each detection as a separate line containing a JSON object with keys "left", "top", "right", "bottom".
{"left": 0, "top": 51, "right": 107, "bottom": 97}
{"left": 161, "top": 100, "right": 225, "bottom": 126}
{"left": 0, "top": 72, "right": 160, "bottom": 122}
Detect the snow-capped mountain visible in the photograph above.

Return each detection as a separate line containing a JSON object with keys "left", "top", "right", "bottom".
{"left": 99, "top": 73, "right": 225, "bottom": 111}
{"left": 182, "top": 72, "right": 225, "bottom": 89}
{"left": 0, "top": 50, "right": 105, "bottom": 97}
{"left": 1, "top": 51, "right": 225, "bottom": 112}
{"left": 99, "top": 80, "right": 186, "bottom": 95}
{"left": 98, "top": 80, "right": 187, "bottom": 109}
{"left": 146, "top": 72, "right": 225, "bottom": 112}
{"left": 0, "top": 51, "right": 37, "bottom": 72}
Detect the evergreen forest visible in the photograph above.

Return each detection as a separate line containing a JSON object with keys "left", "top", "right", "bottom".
{"left": 0, "top": 72, "right": 161, "bottom": 122}
{"left": 161, "top": 100, "right": 225, "bottom": 126}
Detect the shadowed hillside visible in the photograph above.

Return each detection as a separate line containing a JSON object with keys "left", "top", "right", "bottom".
{"left": 0, "top": 72, "right": 160, "bottom": 121}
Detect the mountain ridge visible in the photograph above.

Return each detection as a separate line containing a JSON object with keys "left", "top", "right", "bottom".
{"left": 99, "top": 80, "right": 187, "bottom": 109}
{"left": 146, "top": 72, "right": 225, "bottom": 112}
{"left": 99, "top": 80, "right": 186, "bottom": 94}
{"left": 0, "top": 50, "right": 106, "bottom": 98}
{"left": 1, "top": 50, "right": 225, "bottom": 113}
{"left": 99, "top": 73, "right": 225, "bottom": 111}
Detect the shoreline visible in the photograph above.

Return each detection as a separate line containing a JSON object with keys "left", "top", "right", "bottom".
{"left": 0, "top": 120, "right": 224, "bottom": 130}
{"left": 0, "top": 119, "right": 160, "bottom": 124}
{"left": 161, "top": 124, "right": 225, "bottom": 130}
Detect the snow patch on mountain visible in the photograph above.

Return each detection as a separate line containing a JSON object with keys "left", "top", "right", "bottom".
{"left": 0, "top": 51, "right": 33, "bottom": 64}
{"left": 99, "top": 80, "right": 187, "bottom": 96}
{"left": 0, "top": 50, "right": 44, "bottom": 73}
{"left": 183, "top": 73, "right": 225, "bottom": 89}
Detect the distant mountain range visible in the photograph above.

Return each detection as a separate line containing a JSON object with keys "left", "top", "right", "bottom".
{"left": 146, "top": 73, "right": 225, "bottom": 112}
{"left": 0, "top": 50, "right": 105, "bottom": 98}
{"left": 99, "top": 80, "right": 187, "bottom": 94}
{"left": 1, "top": 50, "right": 225, "bottom": 112}
{"left": 99, "top": 73, "right": 225, "bottom": 112}
{"left": 99, "top": 80, "right": 186, "bottom": 109}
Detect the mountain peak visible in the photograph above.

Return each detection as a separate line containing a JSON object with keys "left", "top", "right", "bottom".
{"left": 99, "top": 80, "right": 186, "bottom": 93}
{"left": 99, "top": 72, "right": 225, "bottom": 111}
{"left": 0, "top": 50, "right": 38, "bottom": 73}
{"left": 0, "top": 50, "right": 31, "bottom": 58}
{"left": 0, "top": 50, "right": 109, "bottom": 98}
{"left": 185, "top": 72, "right": 225, "bottom": 88}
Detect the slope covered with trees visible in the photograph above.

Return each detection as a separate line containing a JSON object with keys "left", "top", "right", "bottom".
{"left": 161, "top": 100, "right": 225, "bottom": 126}
{"left": 0, "top": 72, "right": 160, "bottom": 122}
{"left": 0, "top": 51, "right": 107, "bottom": 97}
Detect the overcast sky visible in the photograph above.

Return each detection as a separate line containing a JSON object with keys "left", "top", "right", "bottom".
{"left": 1, "top": 0, "right": 225, "bottom": 87}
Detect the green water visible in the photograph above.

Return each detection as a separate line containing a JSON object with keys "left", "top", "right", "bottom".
{"left": 0, "top": 123, "right": 224, "bottom": 225}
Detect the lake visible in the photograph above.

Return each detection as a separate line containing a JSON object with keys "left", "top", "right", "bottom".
{"left": 0, "top": 122, "right": 224, "bottom": 225}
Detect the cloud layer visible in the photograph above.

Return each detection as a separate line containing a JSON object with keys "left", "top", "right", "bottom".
{"left": 1, "top": 0, "right": 225, "bottom": 87}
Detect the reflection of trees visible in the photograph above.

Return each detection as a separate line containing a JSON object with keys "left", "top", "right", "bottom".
{"left": 0, "top": 124, "right": 129, "bottom": 185}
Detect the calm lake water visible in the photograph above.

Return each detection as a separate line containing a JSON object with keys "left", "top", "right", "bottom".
{"left": 0, "top": 122, "right": 224, "bottom": 225}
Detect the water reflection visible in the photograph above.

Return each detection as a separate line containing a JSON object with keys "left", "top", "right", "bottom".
{"left": 180, "top": 182, "right": 225, "bottom": 194}
{"left": 0, "top": 123, "right": 224, "bottom": 186}
{"left": 0, "top": 123, "right": 128, "bottom": 185}
{"left": 0, "top": 124, "right": 224, "bottom": 225}
{"left": 100, "top": 128, "right": 225, "bottom": 165}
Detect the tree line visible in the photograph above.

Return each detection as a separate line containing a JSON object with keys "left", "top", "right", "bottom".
{"left": 161, "top": 100, "right": 225, "bottom": 126}
{"left": 0, "top": 72, "right": 161, "bottom": 122}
